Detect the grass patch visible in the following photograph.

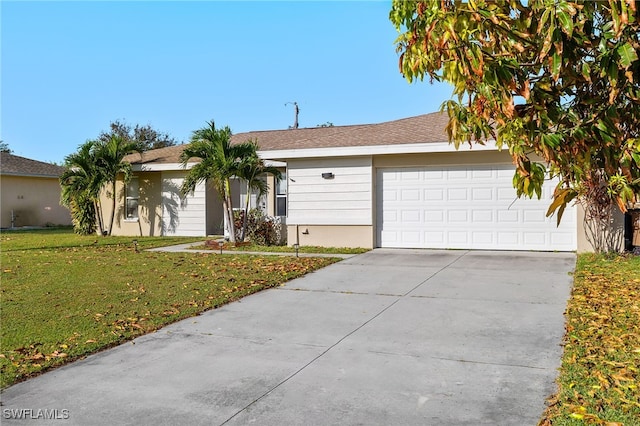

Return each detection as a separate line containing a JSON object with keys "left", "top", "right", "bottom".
{"left": 1, "top": 228, "right": 204, "bottom": 252}
{"left": 0, "top": 229, "right": 338, "bottom": 389}
{"left": 193, "top": 242, "right": 370, "bottom": 255}
{"left": 540, "top": 253, "right": 640, "bottom": 425}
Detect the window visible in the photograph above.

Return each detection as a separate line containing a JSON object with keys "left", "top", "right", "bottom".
{"left": 275, "top": 172, "right": 287, "bottom": 216}
{"left": 125, "top": 177, "right": 139, "bottom": 221}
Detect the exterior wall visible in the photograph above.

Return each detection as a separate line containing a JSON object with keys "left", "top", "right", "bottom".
{"left": 266, "top": 174, "right": 276, "bottom": 217}
{"left": 283, "top": 153, "right": 515, "bottom": 249}
{"left": 287, "top": 157, "right": 373, "bottom": 225}
{"left": 576, "top": 203, "right": 625, "bottom": 253}
{"left": 0, "top": 175, "right": 71, "bottom": 228}
{"left": 287, "top": 225, "right": 373, "bottom": 248}
{"left": 103, "top": 170, "right": 281, "bottom": 238}
{"left": 281, "top": 151, "right": 596, "bottom": 251}
{"left": 103, "top": 172, "right": 164, "bottom": 236}
{"left": 266, "top": 168, "right": 286, "bottom": 217}
{"left": 161, "top": 171, "right": 206, "bottom": 236}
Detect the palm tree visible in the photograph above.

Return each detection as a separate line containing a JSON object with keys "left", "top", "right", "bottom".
{"left": 236, "top": 145, "right": 282, "bottom": 241}
{"left": 60, "top": 141, "right": 105, "bottom": 235}
{"left": 94, "top": 135, "right": 140, "bottom": 236}
{"left": 180, "top": 121, "right": 255, "bottom": 243}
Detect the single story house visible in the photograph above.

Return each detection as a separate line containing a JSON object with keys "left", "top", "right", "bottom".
{"left": 104, "top": 112, "right": 623, "bottom": 252}
{"left": 0, "top": 152, "right": 72, "bottom": 228}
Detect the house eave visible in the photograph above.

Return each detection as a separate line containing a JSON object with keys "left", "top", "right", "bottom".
{"left": 131, "top": 162, "right": 195, "bottom": 172}
{"left": 0, "top": 172, "right": 61, "bottom": 178}
{"left": 258, "top": 141, "right": 500, "bottom": 160}
{"left": 130, "top": 159, "right": 286, "bottom": 172}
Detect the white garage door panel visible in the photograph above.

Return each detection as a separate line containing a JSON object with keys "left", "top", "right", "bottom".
{"left": 377, "top": 166, "right": 577, "bottom": 251}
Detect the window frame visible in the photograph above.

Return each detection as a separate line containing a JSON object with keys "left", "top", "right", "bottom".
{"left": 124, "top": 177, "right": 139, "bottom": 222}
{"left": 275, "top": 172, "right": 287, "bottom": 217}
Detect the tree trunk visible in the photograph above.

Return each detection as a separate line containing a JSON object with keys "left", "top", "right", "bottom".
{"left": 240, "top": 181, "right": 251, "bottom": 242}
{"left": 94, "top": 200, "right": 104, "bottom": 235}
{"left": 224, "top": 178, "right": 236, "bottom": 243}
{"left": 108, "top": 181, "right": 116, "bottom": 236}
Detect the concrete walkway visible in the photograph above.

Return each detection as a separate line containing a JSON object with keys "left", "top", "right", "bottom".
{"left": 0, "top": 249, "right": 575, "bottom": 425}
{"left": 147, "top": 242, "right": 357, "bottom": 259}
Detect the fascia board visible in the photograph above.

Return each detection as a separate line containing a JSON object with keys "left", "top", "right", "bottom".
{"left": 0, "top": 172, "right": 60, "bottom": 178}
{"left": 131, "top": 163, "right": 195, "bottom": 172}
{"left": 258, "top": 140, "right": 500, "bottom": 160}
{"left": 132, "top": 160, "right": 286, "bottom": 171}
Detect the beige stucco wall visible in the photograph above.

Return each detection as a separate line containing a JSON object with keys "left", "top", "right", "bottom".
{"left": 287, "top": 224, "right": 373, "bottom": 248}
{"left": 266, "top": 174, "right": 276, "bottom": 217}
{"left": 0, "top": 175, "right": 71, "bottom": 228}
{"left": 101, "top": 172, "right": 164, "bottom": 236}
{"left": 263, "top": 168, "right": 286, "bottom": 217}
{"left": 576, "top": 202, "right": 625, "bottom": 253}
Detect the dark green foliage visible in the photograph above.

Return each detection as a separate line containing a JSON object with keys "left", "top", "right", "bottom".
{"left": 99, "top": 120, "right": 178, "bottom": 151}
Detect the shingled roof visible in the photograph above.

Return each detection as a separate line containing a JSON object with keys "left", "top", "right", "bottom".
{"left": 125, "top": 112, "right": 449, "bottom": 165}
{"left": 0, "top": 152, "right": 66, "bottom": 178}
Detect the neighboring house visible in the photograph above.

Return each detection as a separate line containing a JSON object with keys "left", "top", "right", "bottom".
{"left": 105, "top": 112, "right": 621, "bottom": 252}
{"left": 0, "top": 152, "right": 72, "bottom": 228}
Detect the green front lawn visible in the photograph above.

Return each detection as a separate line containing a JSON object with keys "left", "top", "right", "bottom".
{"left": 0, "top": 229, "right": 338, "bottom": 389}
{"left": 540, "top": 253, "right": 640, "bottom": 425}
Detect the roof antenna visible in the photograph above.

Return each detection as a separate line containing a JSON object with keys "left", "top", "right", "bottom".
{"left": 285, "top": 102, "right": 299, "bottom": 129}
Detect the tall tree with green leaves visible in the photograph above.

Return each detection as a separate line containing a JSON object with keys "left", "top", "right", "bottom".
{"left": 180, "top": 121, "right": 256, "bottom": 243}
{"left": 60, "top": 141, "right": 105, "bottom": 235}
{"left": 390, "top": 0, "right": 640, "bottom": 252}
{"left": 95, "top": 135, "right": 140, "bottom": 236}
{"left": 0, "top": 141, "right": 11, "bottom": 153}
{"left": 236, "top": 144, "right": 282, "bottom": 241}
{"left": 99, "top": 120, "right": 179, "bottom": 151}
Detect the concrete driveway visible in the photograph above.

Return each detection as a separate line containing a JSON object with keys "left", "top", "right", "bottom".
{"left": 1, "top": 249, "right": 575, "bottom": 425}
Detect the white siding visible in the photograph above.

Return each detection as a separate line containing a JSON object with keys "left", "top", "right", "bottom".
{"left": 161, "top": 171, "right": 206, "bottom": 236}
{"left": 287, "top": 157, "right": 373, "bottom": 225}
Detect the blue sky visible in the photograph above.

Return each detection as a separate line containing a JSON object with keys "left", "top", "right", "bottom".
{"left": 2, "top": 1, "right": 453, "bottom": 164}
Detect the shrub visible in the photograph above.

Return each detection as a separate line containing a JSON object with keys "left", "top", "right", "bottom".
{"left": 233, "top": 209, "right": 283, "bottom": 246}
{"left": 69, "top": 193, "right": 97, "bottom": 235}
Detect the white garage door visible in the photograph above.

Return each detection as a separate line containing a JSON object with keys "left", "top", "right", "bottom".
{"left": 377, "top": 165, "right": 577, "bottom": 251}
